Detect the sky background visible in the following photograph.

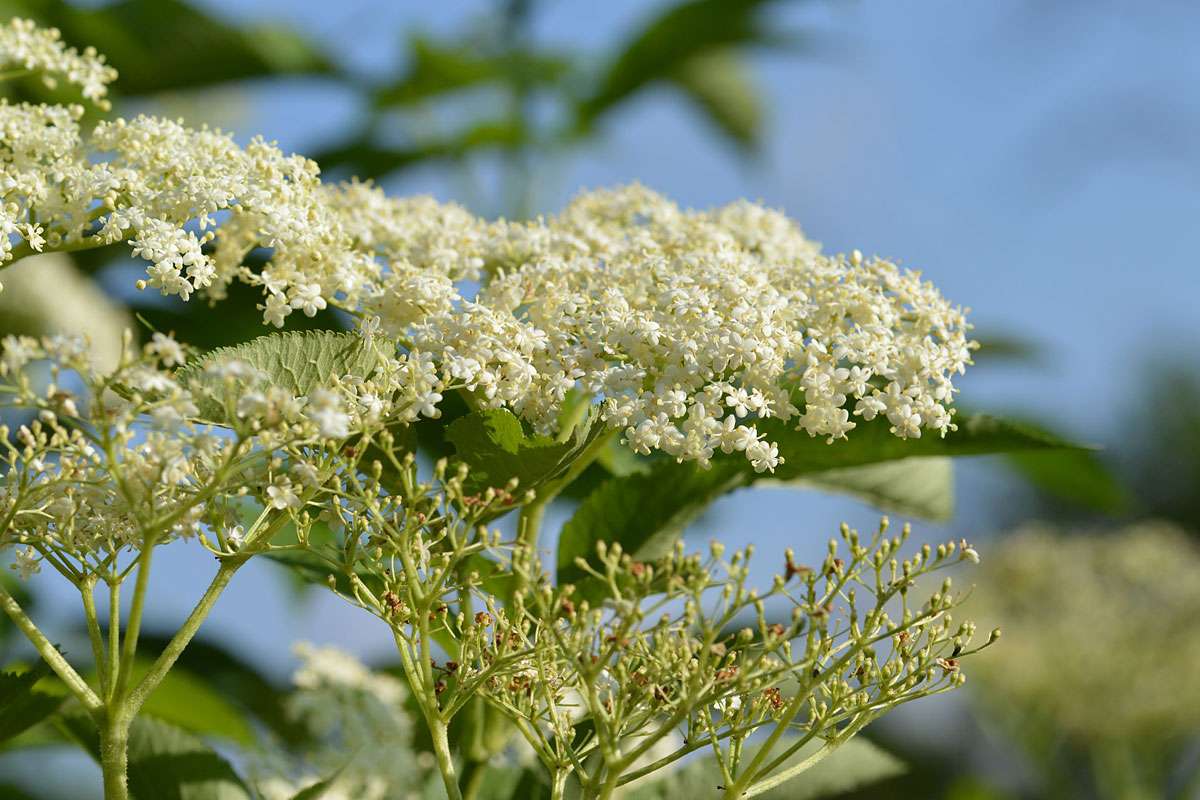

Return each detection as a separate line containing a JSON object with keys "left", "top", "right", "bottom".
{"left": 19, "top": 0, "right": 1200, "bottom": 697}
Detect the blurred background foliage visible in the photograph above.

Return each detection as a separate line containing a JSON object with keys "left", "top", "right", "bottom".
{"left": 0, "top": 1, "right": 1198, "bottom": 799}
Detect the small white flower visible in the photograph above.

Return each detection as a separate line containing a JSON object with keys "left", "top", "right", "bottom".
{"left": 266, "top": 476, "right": 301, "bottom": 510}
{"left": 147, "top": 332, "right": 185, "bottom": 367}
{"left": 290, "top": 284, "right": 327, "bottom": 318}
{"left": 306, "top": 389, "right": 350, "bottom": 438}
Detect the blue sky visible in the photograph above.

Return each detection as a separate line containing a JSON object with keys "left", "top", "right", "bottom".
{"left": 23, "top": 0, "right": 1200, "bottom": 677}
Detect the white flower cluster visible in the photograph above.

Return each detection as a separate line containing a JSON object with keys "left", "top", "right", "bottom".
{"left": 0, "top": 18, "right": 974, "bottom": 472}
{"left": 0, "top": 18, "right": 117, "bottom": 107}
{"left": 253, "top": 644, "right": 431, "bottom": 800}
{"left": 344, "top": 184, "right": 974, "bottom": 471}
{"left": 0, "top": 332, "right": 381, "bottom": 578}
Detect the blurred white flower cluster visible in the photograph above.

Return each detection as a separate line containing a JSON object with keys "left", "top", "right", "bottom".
{"left": 0, "top": 17, "right": 116, "bottom": 107}
{"left": 253, "top": 643, "right": 432, "bottom": 800}
{"left": 1, "top": 18, "right": 974, "bottom": 472}
{"left": 971, "top": 522, "right": 1200, "bottom": 745}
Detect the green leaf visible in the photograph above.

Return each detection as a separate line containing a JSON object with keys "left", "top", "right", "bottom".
{"left": 132, "top": 632, "right": 305, "bottom": 747}
{"left": 289, "top": 763, "right": 348, "bottom": 800}
{"left": 38, "top": 0, "right": 333, "bottom": 96}
{"left": 376, "top": 35, "right": 571, "bottom": 107}
{"left": 444, "top": 407, "right": 605, "bottom": 501}
{"left": 0, "top": 663, "right": 64, "bottom": 744}
{"left": 558, "top": 413, "right": 1087, "bottom": 594}
{"left": 782, "top": 457, "right": 955, "bottom": 521}
{"left": 556, "top": 458, "right": 743, "bottom": 594}
{"left": 176, "top": 330, "right": 378, "bottom": 422}
{"left": 1004, "top": 449, "right": 1129, "bottom": 514}
{"left": 60, "top": 714, "right": 252, "bottom": 800}
{"left": 668, "top": 48, "right": 763, "bottom": 149}
{"left": 625, "top": 737, "right": 904, "bottom": 799}
{"left": 745, "top": 737, "right": 906, "bottom": 799}
{"left": 576, "top": 0, "right": 777, "bottom": 128}
{"left": 760, "top": 413, "right": 1088, "bottom": 481}
{"left": 124, "top": 662, "right": 255, "bottom": 746}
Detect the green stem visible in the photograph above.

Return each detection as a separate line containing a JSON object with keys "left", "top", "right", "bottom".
{"left": 550, "top": 768, "right": 569, "bottom": 800}
{"left": 429, "top": 718, "right": 464, "bottom": 800}
{"left": 114, "top": 534, "right": 156, "bottom": 698}
{"left": 99, "top": 713, "right": 130, "bottom": 800}
{"left": 0, "top": 580, "right": 101, "bottom": 712}
{"left": 124, "top": 560, "right": 240, "bottom": 715}
{"left": 80, "top": 576, "right": 109, "bottom": 696}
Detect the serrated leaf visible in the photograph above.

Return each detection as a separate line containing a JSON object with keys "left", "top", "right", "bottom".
{"left": 783, "top": 457, "right": 955, "bottom": 521}
{"left": 445, "top": 407, "right": 606, "bottom": 503}
{"left": 0, "top": 663, "right": 63, "bottom": 744}
{"left": 176, "top": 331, "right": 377, "bottom": 423}
{"left": 558, "top": 413, "right": 1088, "bottom": 596}
{"left": 60, "top": 714, "right": 252, "bottom": 800}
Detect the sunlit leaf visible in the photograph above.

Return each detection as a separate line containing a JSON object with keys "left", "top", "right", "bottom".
{"left": 175, "top": 330, "right": 378, "bottom": 422}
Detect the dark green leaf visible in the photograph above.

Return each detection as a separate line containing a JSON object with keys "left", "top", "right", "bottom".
{"left": 376, "top": 35, "right": 570, "bottom": 107}
{"left": 120, "top": 662, "right": 255, "bottom": 745}
{"left": 34, "top": 0, "right": 332, "bottom": 96}
{"left": 668, "top": 48, "right": 763, "bottom": 149}
{"left": 1004, "top": 449, "right": 1129, "bottom": 514}
{"left": 60, "top": 714, "right": 252, "bottom": 800}
{"left": 577, "top": 0, "right": 777, "bottom": 127}
{"left": 556, "top": 458, "right": 743, "bottom": 594}
{"left": 0, "top": 663, "right": 64, "bottom": 744}
{"left": 133, "top": 632, "right": 305, "bottom": 747}
{"left": 558, "top": 413, "right": 1088, "bottom": 593}
{"left": 289, "top": 763, "right": 348, "bottom": 800}
{"left": 445, "top": 407, "right": 605, "bottom": 501}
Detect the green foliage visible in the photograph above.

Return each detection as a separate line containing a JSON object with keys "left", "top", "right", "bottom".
{"left": 576, "top": 0, "right": 778, "bottom": 141}
{"left": 625, "top": 738, "right": 906, "bottom": 799}
{"left": 0, "top": 0, "right": 331, "bottom": 97}
{"left": 558, "top": 413, "right": 1086, "bottom": 591}
{"left": 124, "top": 662, "right": 255, "bottom": 746}
{"left": 790, "top": 457, "right": 955, "bottom": 521}
{"left": 61, "top": 714, "right": 252, "bottom": 800}
{"left": 0, "top": 663, "right": 63, "bottom": 744}
{"left": 375, "top": 35, "right": 570, "bottom": 108}
{"left": 444, "top": 406, "right": 606, "bottom": 501}
{"left": 132, "top": 633, "right": 305, "bottom": 747}
{"left": 667, "top": 48, "right": 763, "bottom": 149}
{"left": 176, "top": 331, "right": 378, "bottom": 422}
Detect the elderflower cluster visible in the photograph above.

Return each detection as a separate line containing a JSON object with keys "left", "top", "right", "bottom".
{"left": 0, "top": 18, "right": 117, "bottom": 107}
{"left": 0, "top": 332, "right": 388, "bottom": 578}
{"left": 1, "top": 18, "right": 973, "bottom": 472}
{"left": 969, "top": 522, "right": 1200, "bottom": 746}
